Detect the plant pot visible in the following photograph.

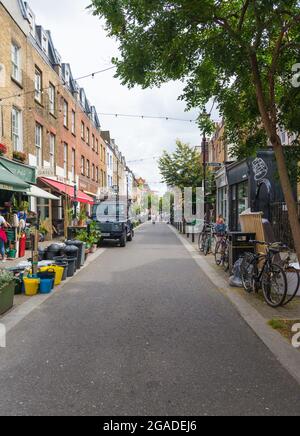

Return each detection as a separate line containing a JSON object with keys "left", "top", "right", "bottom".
{"left": 0, "top": 281, "right": 15, "bottom": 315}
{"left": 91, "top": 244, "right": 97, "bottom": 253}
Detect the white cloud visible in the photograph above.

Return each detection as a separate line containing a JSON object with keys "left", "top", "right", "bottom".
{"left": 28, "top": 0, "right": 209, "bottom": 193}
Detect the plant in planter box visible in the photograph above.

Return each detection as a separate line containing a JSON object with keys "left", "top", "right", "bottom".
{"left": 0, "top": 270, "right": 15, "bottom": 315}
{"left": 78, "top": 209, "right": 87, "bottom": 226}
{"left": 0, "top": 143, "right": 8, "bottom": 156}
{"left": 13, "top": 151, "right": 27, "bottom": 163}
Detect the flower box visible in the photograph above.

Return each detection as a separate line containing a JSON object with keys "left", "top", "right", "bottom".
{"left": 0, "top": 281, "right": 15, "bottom": 316}
{"left": 0, "top": 143, "right": 8, "bottom": 156}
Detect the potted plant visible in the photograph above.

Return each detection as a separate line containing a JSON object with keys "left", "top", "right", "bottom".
{"left": 0, "top": 143, "right": 8, "bottom": 156}
{"left": 0, "top": 270, "right": 15, "bottom": 315}
{"left": 78, "top": 209, "right": 87, "bottom": 227}
{"left": 13, "top": 151, "right": 27, "bottom": 163}
{"left": 88, "top": 221, "right": 101, "bottom": 252}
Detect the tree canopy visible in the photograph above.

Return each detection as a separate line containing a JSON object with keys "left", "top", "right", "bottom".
{"left": 159, "top": 140, "right": 207, "bottom": 189}
{"left": 89, "top": 0, "right": 300, "bottom": 256}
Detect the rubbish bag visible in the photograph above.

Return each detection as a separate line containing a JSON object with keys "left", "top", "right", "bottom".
{"left": 229, "top": 258, "right": 244, "bottom": 288}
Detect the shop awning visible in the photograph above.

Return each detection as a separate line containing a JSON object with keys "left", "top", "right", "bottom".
{"left": 26, "top": 185, "right": 60, "bottom": 200}
{"left": 0, "top": 164, "right": 30, "bottom": 192}
{"left": 39, "top": 178, "right": 94, "bottom": 205}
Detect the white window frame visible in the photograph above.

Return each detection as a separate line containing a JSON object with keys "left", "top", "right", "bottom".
{"left": 49, "top": 84, "right": 55, "bottom": 114}
{"left": 71, "top": 110, "right": 76, "bottom": 135}
{"left": 12, "top": 107, "right": 23, "bottom": 152}
{"left": 11, "top": 43, "right": 21, "bottom": 83}
{"left": 63, "top": 100, "right": 68, "bottom": 127}
{"left": 71, "top": 149, "right": 75, "bottom": 182}
{"left": 35, "top": 123, "right": 43, "bottom": 167}
{"left": 49, "top": 133, "right": 55, "bottom": 168}
{"left": 63, "top": 143, "right": 68, "bottom": 178}
{"left": 81, "top": 156, "right": 85, "bottom": 175}
{"left": 81, "top": 121, "right": 85, "bottom": 140}
{"left": 35, "top": 68, "right": 42, "bottom": 103}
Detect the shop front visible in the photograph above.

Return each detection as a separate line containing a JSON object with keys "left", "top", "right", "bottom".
{"left": 38, "top": 177, "right": 94, "bottom": 237}
{"left": 215, "top": 166, "right": 229, "bottom": 224}
{"left": 226, "top": 150, "right": 287, "bottom": 232}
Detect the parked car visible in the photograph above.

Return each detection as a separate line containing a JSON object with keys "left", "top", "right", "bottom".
{"left": 92, "top": 199, "right": 134, "bottom": 247}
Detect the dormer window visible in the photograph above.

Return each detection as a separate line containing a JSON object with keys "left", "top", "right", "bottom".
{"left": 25, "top": 4, "right": 36, "bottom": 37}
{"left": 41, "top": 31, "right": 48, "bottom": 56}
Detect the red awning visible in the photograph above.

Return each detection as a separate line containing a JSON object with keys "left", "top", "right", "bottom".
{"left": 39, "top": 178, "right": 94, "bottom": 205}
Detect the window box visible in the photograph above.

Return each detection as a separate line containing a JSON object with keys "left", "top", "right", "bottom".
{"left": 13, "top": 151, "right": 27, "bottom": 163}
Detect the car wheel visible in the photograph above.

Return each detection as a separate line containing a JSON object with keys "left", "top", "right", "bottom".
{"left": 127, "top": 230, "right": 133, "bottom": 242}
{"left": 120, "top": 231, "right": 127, "bottom": 247}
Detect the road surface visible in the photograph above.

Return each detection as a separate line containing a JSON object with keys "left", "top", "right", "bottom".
{"left": 0, "top": 223, "right": 299, "bottom": 416}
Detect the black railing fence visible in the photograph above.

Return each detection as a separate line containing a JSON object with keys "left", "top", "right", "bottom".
{"left": 270, "top": 202, "right": 300, "bottom": 250}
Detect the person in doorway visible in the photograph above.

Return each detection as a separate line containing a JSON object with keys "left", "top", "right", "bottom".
{"left": 0, "top": 214, "right": 10, "bottom": 262}
{"left": 215, "top": 214, "right": 227, "bottom": 235}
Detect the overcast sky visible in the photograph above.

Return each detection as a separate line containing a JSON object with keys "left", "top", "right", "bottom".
{"left": 28, "top": 0, "right": 213, "bottom": 194}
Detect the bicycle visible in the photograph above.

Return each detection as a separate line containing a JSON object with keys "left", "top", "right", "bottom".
{"left": 240, "top": 241, "right": 287, "bottom": 308}
{"left": 198, "top": 222, "right": 211, "bottom": 253}
{"left": 272, "top": 243, "right": 300, "bottom": 306}
{"left": 215, "top": 233, "right": 229, "bottom": 272}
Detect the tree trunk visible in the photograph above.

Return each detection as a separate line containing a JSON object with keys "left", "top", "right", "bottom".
{"left": 249, "top": 53, "right": 300, "bottom": 260}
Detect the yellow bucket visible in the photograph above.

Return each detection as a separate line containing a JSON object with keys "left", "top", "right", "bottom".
{"left": 40, "top": 266, "right": 64, "bottom": 286}
{"left": 23, "top": 278, "right": 40, "bottom": 296}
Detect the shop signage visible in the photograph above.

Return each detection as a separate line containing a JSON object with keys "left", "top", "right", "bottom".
{"left": 0, "top": 158, "right": 36, "bottom": 184}
{"left": 36, "top": 167, "right": 56, "bottom": 178}
{"left": 0, "top": 184, "right": 13, "bottom": 191}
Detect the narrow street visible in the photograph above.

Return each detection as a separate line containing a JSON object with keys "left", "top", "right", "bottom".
{"left": 0, "top": 223, "right": 299, "bottom": 416}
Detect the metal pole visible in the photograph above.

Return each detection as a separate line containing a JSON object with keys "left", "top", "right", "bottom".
{"left": 202, "top": 133, "right": 207, "bottom": 221}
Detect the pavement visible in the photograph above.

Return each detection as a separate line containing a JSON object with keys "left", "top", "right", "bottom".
{"left": 0, "top": 222, "right": 299, "bottom": 416}
{"left": 181, "top": 230, "right": 300, "bottom": 321}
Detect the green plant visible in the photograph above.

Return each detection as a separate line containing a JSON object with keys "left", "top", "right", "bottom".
{"left": 0, "top": 270, "right": 14, "bottom": 288}
{"left": 88, "top": 221, "right": 101, "bottom": 245}
{"left": 78, "top": 209, "right": 87, "bottom": 223}
{"left": 13, "top": 151, "right": 26, "bottom": 162}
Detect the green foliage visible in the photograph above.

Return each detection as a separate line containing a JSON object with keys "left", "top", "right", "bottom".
{"left": 77, "top": 221, "right": 101, "bottom": 246}
{"left": 89, "top": 0, "right": 300, "bottom": 156}
{"left": 158, "top": 140, "right": 206, "bottom": 190}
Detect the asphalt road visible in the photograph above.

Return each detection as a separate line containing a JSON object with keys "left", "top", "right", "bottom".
{"left": 0, "top": 223, "right": 299, "bottom": 416}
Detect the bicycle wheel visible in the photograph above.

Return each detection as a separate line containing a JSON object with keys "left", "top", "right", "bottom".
{"left": 198, "top": 232, "right": 206, "bottom": 252}
{"left": 223, "top": 243, "right": 230, "bottom": 272}
{"left": 283, "top": 265, "right": 300, "bottom": 306}
{"left": 262, "top": 263, "right": 287, "bottom": 308}
{"left": 215, "top": 241, "right": 223, "bottom": 266}
{"left": 204, "top": 236, "right": 211, "bottom": 256}
{"left": 241, "top": 254, "right": 256, "bottom": 293}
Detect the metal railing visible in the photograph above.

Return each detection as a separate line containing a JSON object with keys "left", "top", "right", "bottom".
{"left": 270, "top": 202, "right": 300, "bottom": 250}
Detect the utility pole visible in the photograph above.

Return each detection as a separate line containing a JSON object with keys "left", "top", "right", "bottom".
{"left": 202, "top": 132, "right": 208, "bottom": 221}
{"left": 116, "top": 159, "right": 120, "bottom": 222}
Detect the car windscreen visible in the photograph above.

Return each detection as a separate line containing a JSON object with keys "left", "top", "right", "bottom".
{"left": 92, "top": 203, "right": 127, "bottom": 222}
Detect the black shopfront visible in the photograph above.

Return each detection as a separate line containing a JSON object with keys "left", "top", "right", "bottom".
{"left": 227, "top": 150, "right": 286, "bottom": 231}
